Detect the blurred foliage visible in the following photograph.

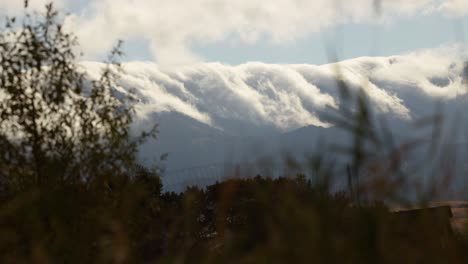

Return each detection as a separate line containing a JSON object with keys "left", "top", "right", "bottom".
{"left": 152, "top": 177, "right": 468, "bottom": 264}
{"left": 0, "top": 3, "right": 467, "bottom": 264}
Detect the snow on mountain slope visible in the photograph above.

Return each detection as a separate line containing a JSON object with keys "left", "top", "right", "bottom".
{"left": 82, "top": 46, "right": 468, "bottom": 189}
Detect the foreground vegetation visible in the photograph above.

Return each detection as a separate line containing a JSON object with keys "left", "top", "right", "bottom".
{"left": 1, "top": 174, "right": 468, "bottom": 263}
{"left": 0, "top": 3, "right": 467, "bottom": 263}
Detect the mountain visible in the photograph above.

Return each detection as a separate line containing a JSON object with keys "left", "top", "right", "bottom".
{"left": 82, "top": 46, "right": 468, "bottom": 191}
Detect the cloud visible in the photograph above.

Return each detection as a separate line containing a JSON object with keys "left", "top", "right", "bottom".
{"left": 0, "top": 0, "right": 65, "bottom": 15}
{"left": 1, "top": 1, "right": 465, "bottom": 65}
{"left": 56, "top": 0, "right": 465, "bottom": 65}
{"left": 439, "top": 0, "right": 468, "bottom": 17}
{"left": 81, "top": 46, "right": 468, "bottom": 134}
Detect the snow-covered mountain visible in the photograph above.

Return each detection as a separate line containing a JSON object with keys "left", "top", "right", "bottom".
{"left": 82, "top": 46, "right": 468, "bottom": 191}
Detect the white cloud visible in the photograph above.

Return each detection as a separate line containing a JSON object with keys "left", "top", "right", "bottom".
{"left": 0, "top": 0, "right": 65, "bottom": 15}
{"left": 439, "top": 0, "right": 468, "bottom": 17}
{"left": 0, "top": 1, "right": 465, "bottom": 65}
{"left": 56, "top": 0, "right": 466, "bottom": 65}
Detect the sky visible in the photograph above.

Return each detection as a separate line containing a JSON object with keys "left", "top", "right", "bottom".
{"left": 0, "top": 0, "right": 467, "bottom": 65}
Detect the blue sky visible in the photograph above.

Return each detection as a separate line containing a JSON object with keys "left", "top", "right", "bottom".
{"left": 127, "top": 13, "right": 468, "bottom": 65}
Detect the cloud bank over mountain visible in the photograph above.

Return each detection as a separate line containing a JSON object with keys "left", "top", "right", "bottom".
{"left": 77, "top": 46, "right": 468, "bottom": 189}
{"left": 83, "top": 46, "right": 468, "bottom": 134}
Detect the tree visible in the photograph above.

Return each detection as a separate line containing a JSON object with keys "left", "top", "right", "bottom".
{"left": 0, "top": 3, "right": 161, "bottom": 262}
{"left": 0, "top": 3, "right": 157, "bottom": 195}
